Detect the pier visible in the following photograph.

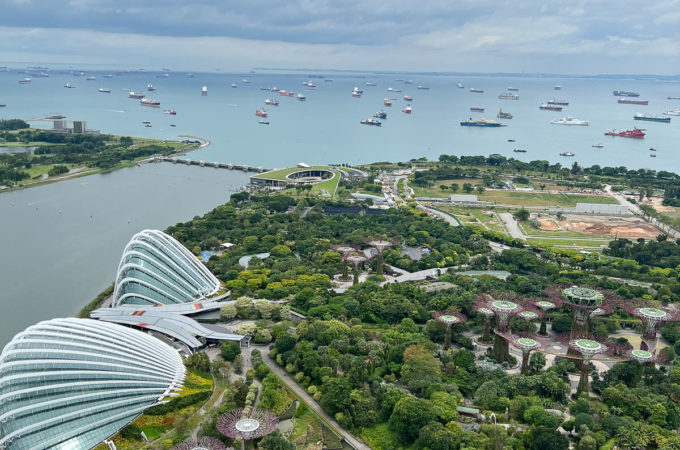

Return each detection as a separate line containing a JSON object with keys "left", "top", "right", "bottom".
{"left": 151, "top": 155, "right": 272, "bottom": 173}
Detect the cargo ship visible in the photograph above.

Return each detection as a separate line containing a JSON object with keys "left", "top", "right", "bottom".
{"left": 554, "top": 85, "right": 562, "bottom": 90}
{"left": 384, "top": 98, "right": 392, "bottom": 107}
{"left": 539, "top": 104, "right": 562, "bottom": 111}
{"left": 128, "top": 92, "right": 145, "bottom": 99}
{"left": 497, "top": 109, "right": 513, "bottom": 119}
{"left": 498, "top": 92, "right": 519, "bottom": 100}
{"left": 201, "top": 86, "right": 207, "bottom": 96}
{"left": 18, "top": 78, "right": 31, "bottom": 84}
{"left": 374, "top": 110, "right": 387, "bottom": 119}
{"left": 140, "top": 98, "right": 160, "bottom": 108}
{"left": 360, "top": 119, "right": 381, "bottom": 126}
{"left": 402, "top": 105, "right": 412, "bottom": 114}
{"left": 547, "top": 99, "right": 569, "bottom": 106}
{"left": 604, "top": 128, "right": 645, "bottom": 138}
{"left": 64, "top": 83, "right": 75, "bottom": 88}
{"left": 98, "top": 88, "right": 111, "bottom": 93}
{"left": 551, "top": 117, "right": 589, "bottom": 126}
{"left": 147, "top": 84, "right": 156, "bottom": 91}
{"left": 664, "top": 109, "right": 680, "bottom": 116}
{"left": 297, "top": 93, "right": 306, "bottom": 101}
{"left": 618, "top": 99, "right": 648, "bottom": 105}
{"left": 470, "top": 88, "right": 484, "bottom": 93}
{"left": 460, "top": 118, "right": 502, "bottom": 127}
{"left": 613, "top": 90, "right": 640, "bottom": 97}
{"left": 634, "top": 113, "right": 670, "bottom": 123}
{"left": 164, "top": 109, "right": 177, "bottom": 115}
{"left": 404, "top": 94, "right": 413, "bottom": 101}
{"left": 255, "top": 109, "right": 267, "bottom": 117}
{"left": 265, "top": 98, "right": 279, "bottom": 106}
{"left": 508, "top": 87, "right": 519, "bottom": 91}
{"left": 470, "top": 106, "right": 485, "bottom": 112}
{"left": 417, "top": 86, "right": 429, "bottom": 90}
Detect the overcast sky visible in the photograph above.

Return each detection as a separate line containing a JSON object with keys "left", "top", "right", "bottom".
{"left": 1, "top": 0, "right": 679, "bottom": 74}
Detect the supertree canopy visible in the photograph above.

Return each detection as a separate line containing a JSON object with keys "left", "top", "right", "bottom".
{"left": 545, "top": 285, "right": 621, "bottom": 340}
{"left": 627, "top": 348, "right": 656, "bottom": 364}
{"left": 173, "top": 437, "right": 227, "bottom": 450}
{"left": 622, "top": 301, "right": 680, "bottom": 351}
{"left": 331, "top": 244, "right": 359, "bottom": 281}
{"left": 567, "top": 338, "right": 610, "bottom": 394}
{"left": 474, "top": 305, "right": 495, "bottom": 344}
{"left": 533, "top": 298, "right": 563, "bottom": 335}
{"left": 517, "top": 309, "right": 544, "bottom": 333}
{"left": 432, "top": 310, "right": 467, "bottom": 349}
{"left": 217, "top": 408, "right": 279, "bottom": 442}
{"left": 365, "top": 238, "right": 397, "bottom": 276}
{"left": 500, "top": 334, "right": 542, "bottom": 375}
{"left": 344, "top": 253, "right": 368, "bottom": 285}
{"left": 474, "top": 293, "right": 528, "bottom": 363}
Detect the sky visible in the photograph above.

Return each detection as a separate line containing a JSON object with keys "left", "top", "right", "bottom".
{"left": 0, "top": 0, "right": 679, "bottom": 74}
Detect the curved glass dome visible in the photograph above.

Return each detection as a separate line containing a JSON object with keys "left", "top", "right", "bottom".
{"left": 0, "top": 318, "right": 185, "bottom": 450}
{"left": 113, "top": 229, "right": 221, "bottom": 307}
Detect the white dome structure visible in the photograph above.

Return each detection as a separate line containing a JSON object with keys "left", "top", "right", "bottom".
{"left": 0, "top": 318, "right": 185, "bottom": 450}
{"left": 113, "top": 229, "right": 221, "bottom": 307}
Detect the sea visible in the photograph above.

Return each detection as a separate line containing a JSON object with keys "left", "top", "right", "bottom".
{"left": 0, "top": 69, "right": 679, "bottom": 346}
{"left": 1, "top": 70, "right": 679, "bottom": 170}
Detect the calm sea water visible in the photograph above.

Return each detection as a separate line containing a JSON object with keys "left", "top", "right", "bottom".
{"left": 1, "top": 71, "right": 679, "bottom": 170}
{"left": 0, "top": 164, "right": 251, "bottom": 347}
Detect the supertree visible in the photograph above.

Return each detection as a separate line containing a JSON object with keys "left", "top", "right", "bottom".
{"left": 344, "top": 253, "right": 368, "bottom": 285}
{"left": 517, "top": 309, "right": 544, "bottom": 333}
{"left": 622, "top": 301, "right": 680, "bottom": 351}
{"left": 173, "top": 437, "right": 227, "bottom": 450}
{"left": 545, "top": 285, "right": 622, "bottom": 340}
{"left": 533, "top": 298, "right": 563, "bottom": 335}
{"left": 505, "top": 335, "right": 542, "bottom": 375}
{"left": 365, "top": 238, "right": 397, "bottom": 276}
{"left": 627, "top": 348, "right": 656, "bottom": 365}
{"left": 474, "top": 305, "right": 495, "bottom": 344}
{"left": 567, "top": 337, "right": 610, "bottom": 394}
{"left": 217, "top": 408, "right": 279, "bottom": 449}
{"left": 474, "top": 293, "right": 527, "bottom": 363}
{"left": 331, "top": 244, "right": 359, "bottom": 281}
{"left": 432, "top": 310, "right": 467, "bottom": 349}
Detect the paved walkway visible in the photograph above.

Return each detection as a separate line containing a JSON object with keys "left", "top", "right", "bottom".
{"left": 259, "top": 348, "right": 370, "bottom": 450}
{"left": 499, "top": 213, "right": 526, "bottom": 240}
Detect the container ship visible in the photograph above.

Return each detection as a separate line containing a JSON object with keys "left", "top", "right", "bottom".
{"left": 547, "top": 99, "right": 569, "bottom": 106}
{"left": 460, "top": 118, "right": 502, "bottom": 127}
{"left": 605, "top": 128, "right": 645, "bottom": 138}
{"left": 140, "top": 98, "right": 160, "bottom": 108}
{"left": 128, "top": 92, "right": 145, "bottom": 99}
{"left": 618, "top": 99, "right": 648, "bottom": 105}
{"left": 539, "top": 104, "right": 563, "bottom": 111}
{"left": 634, "top": 113, "right": 670, "bottom": 123}
{"left": 613, "top": 90, "right": 640, "bottom": 97}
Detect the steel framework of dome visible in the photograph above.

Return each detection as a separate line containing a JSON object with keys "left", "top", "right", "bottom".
{"left": 216, "top": 408, "right": 278, "bottom": 441}
{"left": 0, "top": 318, "right": 185, "bottom": 450}
{"left": 113, "top": 229, "right": 222, "bottom": 307}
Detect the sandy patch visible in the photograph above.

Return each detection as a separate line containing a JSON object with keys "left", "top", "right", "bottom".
{"left": 642, "top": 197, "right": 677, "bottom": 214}
{"left": 565, "top": 221, "right": 659, "bottom": 239}
{"left": 538, "top": 219, "right": 558, "bottom": 231}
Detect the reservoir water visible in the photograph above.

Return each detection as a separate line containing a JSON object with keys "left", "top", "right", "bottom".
{"left": 0, "top": 164, "right": 251, "bottom": 347}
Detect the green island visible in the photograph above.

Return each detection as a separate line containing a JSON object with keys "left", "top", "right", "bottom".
{"left": 0, "top": 119, "right": 200, "bottom": 190}
{"left": 79, "top": 151, "right": 680, "bottom": 449}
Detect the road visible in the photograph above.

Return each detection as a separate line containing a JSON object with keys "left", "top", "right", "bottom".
{"left": 419, "top": 205, "right": 460, "bottom": 226}
{"left": 498, "top": 213, "right": 526, "bottom": 240}
{"left": 259, "top": 349, "right": 371, "bottom": 450}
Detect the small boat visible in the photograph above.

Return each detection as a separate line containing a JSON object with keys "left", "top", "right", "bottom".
{"left": 402, "top": 105, "right": 412, "bottom": 114}
{"left": 668, "top": 96, "right": 680, "bottom": 100}
{"left": 634, "top": 113, "right": 670, "bottom": 123}
{"left": 457, "top": 83, "right": 464, "bottom": 88}
{"left": 156, "top": 73, "right": 169, "bottom": 78}
{"left": 0, "top": 104, "right": 5, "bottom": 108}
{"left": 170, "top": 124, "right": 176, "bottom": 127}
{"left": 650, "top": 148, "right": 656, "bottom": 151}
{"left": 387, "top": 87, "right": 402, "bottom": 93}
{"left": 129, "top": 91, "right": 145, "bottom": 99}
{"left": 547, "top": 99, "right": 569, "bottom": 106}
{"left": 279, "top": 90, "right": 287, "bottom": 96}
{"left": 86, "top": 76, "right": 96, "bottom": 81}
{"left": 18, "top": 78, "right": 31, "bottom": 84}
{"left": 142, "top": 121, "right": 151, "bottom": 124}
{"left": 265, "top": 98, "right": 279, "bottom": 106}
{"left": 365, "top": 82, "right": 377, "bottom": 87}
{"left": 147, "top": 84, "right": 156, "bottom": 91}
{"left": 353, "top": 87, "right": 364, "bottom": 94}
{"left": 605, "top": 128, "right": 645, "bottom": 138}
{"left": 140, "top": 98, "right": 160, "bottom": 108}
{"left": 404, "top": 94, "right": 413, "bottom": 101}
{"left": 98, "top": 88, "right": 110, "bottom": 93}
{"left": 103, "top": 74, "right": 113, "bottom": 78}
{"left": 554, "top": 85, "right": 562, "bottom": 90}
{"left": 560, "top": 152, "right": 575, "bottom": 156}
{"left": 404, "top": 80, "right": 413, "bottom": 84}
{"left": 498, "top": 92, "right": 519, "bottom": 100}
{"left": 613, "top": 90, "right": 640, "bottom": 97}
{"left": 64, "top": 83, "right": 75, "bottom": 88}
{"left": 540, "top": 104, "right": 562, "bottom": 111}
{"left": 164, "top": 109, "right": 177, "bottom": 115}
{"left": 507, "top": 139, "right": 515, "bottom": 142}
{"left": 145, "top": 124, "right": 152, "bottom": 127}
{"left": 360, "top": 118, "right": 381, "bottom": 126}
{"left": 255, "top": 109, "right": 268, "bottom": 117}
{"left": 305, "top": 81, "right": 316, "bottom": 88}
{"left": 231, "top": 84, "right": 238, "bottom": 88}
{"left": 664, "top": 109, "right": 680, "bottom": 116}
{"left": 470, "top": 88, "right": 484, "bottom": 93}
{"left": 513, "top": 148, "right": 527, "bottom": 153}
{"left": 551, "top": 117, "right": 589, "bottom": 126}
{"left": 508, "top": 87, "right": 519, "bottom": 91}
{"left": 460, "top": 118, "right": 502, "bottom": 127}
{"left": 374, "top": 110, "right": 387, "bottom": 119}
{"left": 618, "top": 99, "right": 648, "bottom": 105}
{"left": 384, "top": 98, "right": 392, "bottom": 107}
{"left": 417, "top": 86, "right": 429, "bottom": 90}
{"left": 258, "top": 120, "right": 270, "bottom": 125}
{"left": 470, "top": 106, "right": 485, "bottom": 112}
{"left": 201, "top": 86, "right": 208, "bottom": 96}
{"left": 650, "top": 154, "right": 656, "bottom": 157}
{"left": 497, "top": 109, "right": 513, "bottom": 119}
{"left": 242, "top": 79, "right": 250, "bottom": 83}
{"left": 352, "top": 91, "right": 362, "bottom": 98}
{"left": 592, "top": 143, "right": 604, "bottom": 148}
{"left": 297, "top": 93, "right": 306, "bottom": 101}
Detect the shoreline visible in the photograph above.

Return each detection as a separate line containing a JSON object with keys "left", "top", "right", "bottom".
{"left": 0, "top": 135, "right": 207, "bottom": 194}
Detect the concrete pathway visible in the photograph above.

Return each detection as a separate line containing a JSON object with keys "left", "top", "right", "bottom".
{"left": 499, "top": 213, "right": 526, "bottom": 240}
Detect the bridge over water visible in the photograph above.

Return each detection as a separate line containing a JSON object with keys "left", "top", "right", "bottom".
{"left": 151, "top": 155, "right": 272, "bottom": 173}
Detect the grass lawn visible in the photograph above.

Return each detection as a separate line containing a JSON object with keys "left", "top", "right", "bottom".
{"left": 527, "top": 238, "right": 610, "bottom": 248}
{"left": 290, "top": 409, "right": 323, "bottom": 446}
{"left": 412, "top": 178, "right": 484, "bottom": 197}
{"left": 252, "top": 165, "right": 331, "bottom": 181}
{"left": 140, "top": 426, "right": 165, "bottom": 441}
{"left": 478, "top": 191, "right": 617, "bottom": 207}
{"left": 360, "top": 423, "right": 415, "bottom": 450}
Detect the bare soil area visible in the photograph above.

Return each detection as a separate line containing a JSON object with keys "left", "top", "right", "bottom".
{"left": 535, "top": 214, "right": 660, "bottom": 239}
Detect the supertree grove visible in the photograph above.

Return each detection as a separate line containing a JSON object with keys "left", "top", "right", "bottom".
{"left": 331, "top": 244, "right": 360, "bottom": 281}
{"left": 344, "top": 253, "right": 368, "bottom": 285}
{"left": 622, "top": 301, "right": 680, "bottom": 351}
{"left": 432, "top": 310, "right": 467, "bottom": 349}
{"left": 474, "top": 293, "right": 528, "bottom": 363}
{"left": 173, "top": 437, "right": 227, "bottom": 450}
{"left": 365, "top": 238, "right": 397, "bottom": 276}
{"left": 217, "top": 408, "right": 279, "bottom": 448}
{"left": 532, "top": 298, "right": 563, "bottom": 335}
